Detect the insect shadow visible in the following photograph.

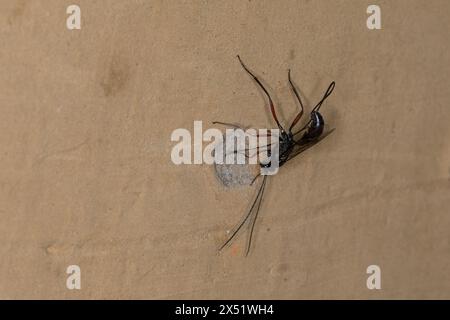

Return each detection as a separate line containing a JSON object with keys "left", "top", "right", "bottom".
{"left": 214, "top": 55, "right": 336, "bottom": 256}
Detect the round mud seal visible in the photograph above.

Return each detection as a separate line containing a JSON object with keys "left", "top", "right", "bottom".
{"left": 213, "top": 133, "right": 259, "bottom": 188}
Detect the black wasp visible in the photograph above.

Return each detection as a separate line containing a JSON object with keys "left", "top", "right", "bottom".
{"left": 214, "top": 55, "right": 336, "bottom": 256}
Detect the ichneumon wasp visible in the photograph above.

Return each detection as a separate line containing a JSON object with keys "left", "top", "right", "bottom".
{"left": 214, "top": 55, "right": 336, "bottom": 256}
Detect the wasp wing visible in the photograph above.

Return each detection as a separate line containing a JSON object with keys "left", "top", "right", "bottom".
{"left": 286, "top": 128, "right": 335, "bottom": 163}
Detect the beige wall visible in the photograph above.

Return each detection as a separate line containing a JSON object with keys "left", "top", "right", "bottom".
{"left": 0, "top": 0, "right": 449, "bottom": 299}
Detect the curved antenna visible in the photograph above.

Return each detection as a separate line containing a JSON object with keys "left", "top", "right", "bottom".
{"left": 288, "top": 69, "right": 305, "bottom": 132}
{"left": 219, "top": 175, "right": 267, "bottom": 252}
{"left": 237, "top": 55, "right": 285, "bottom": 132}
{"left": 312, "top": 81, "right": 336, "bottom": 112}
{"left": 245, "top": 175, "right": 267, "bottom": 256}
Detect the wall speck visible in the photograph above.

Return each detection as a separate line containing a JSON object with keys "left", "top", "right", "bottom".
{"left": 100, "top": 57, "right": 130, "bottom": 97}
{"left": 289, "top": 49, "right": 296, "bottom": 60}
{"left": 8, "top": 0, "right": 27, "bottom": 25}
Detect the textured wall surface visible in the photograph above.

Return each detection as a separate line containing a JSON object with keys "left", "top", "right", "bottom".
{"left": 0, "top": 0, "right": 449, "bottom": 299}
